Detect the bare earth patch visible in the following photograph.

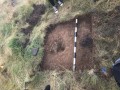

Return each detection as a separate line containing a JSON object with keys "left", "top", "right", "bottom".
{"left": 42, "top": 14, "right": 95, "bottom": 71}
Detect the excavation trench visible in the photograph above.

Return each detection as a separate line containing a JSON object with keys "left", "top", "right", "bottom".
{"left": 42, "top": 14, "right": 95, "bottom": 71}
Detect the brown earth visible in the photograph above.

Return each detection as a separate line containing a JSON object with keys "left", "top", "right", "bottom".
{"left": 41, "top": 14, "right": 95, "bottom": 71}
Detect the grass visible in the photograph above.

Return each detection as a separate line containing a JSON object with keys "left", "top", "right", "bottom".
{"left": 0, "top": 23, "right": 14, "bottom": 37}
{"left": 80, "top": 70, "right": 120, "bottom": 90}
{"left": 9, "top": 37, "right": 22, "bottom": 55}
{"left": 13, "top": 4, "right": 33, "bottom": 24}
{"left": 27, "top": 70, "right": 84, "bottom": 90}
{"left": 0, "top": 0, "right": 120, "bottom": 90}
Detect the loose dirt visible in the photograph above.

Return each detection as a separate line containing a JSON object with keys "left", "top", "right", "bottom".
{"left": 76, "top": 14, "right": 94, "bottom": 70}
{"left": 42, "top": 14, "right": 95, "bottom": 71}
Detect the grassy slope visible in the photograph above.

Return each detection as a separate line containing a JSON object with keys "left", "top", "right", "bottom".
{"left": 0, "top": 0, "right": 120, "bottom": 90}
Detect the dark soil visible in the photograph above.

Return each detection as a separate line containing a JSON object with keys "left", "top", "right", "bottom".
{"left": 76, "top": 14, "right": 94, "bottom": 70}
{"left": 20, "top": 4, "right": 46, "bottom": 48}
{"left": 21, "top": 26, "right": 33, "bottom": 35}
{"left": 26, "top": 4, "right": 46, "bottom": 26}
{"left": 80, "top": 35, "right": 93, "bottom": 48}
{"left": 21, "top": 4, "right": 46, "bottom": 35}
{"left": 41, "top": 14, "right": 95, "bottom": 71}
{"left": 49, "top": 38, "right": 65, "bottom": 53}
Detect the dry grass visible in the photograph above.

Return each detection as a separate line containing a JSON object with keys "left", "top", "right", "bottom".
{"left": 0, "top": 0, "right": 120, "bottom": 90}
{"left": 27, "top": 70, "right": 85, "bottom": 90}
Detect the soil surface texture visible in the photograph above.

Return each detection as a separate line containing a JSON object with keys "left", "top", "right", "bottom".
{"left": 42, "top": 14, "right": 95, "bottom": 71}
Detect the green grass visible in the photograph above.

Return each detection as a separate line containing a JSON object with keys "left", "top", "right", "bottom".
{"left": 0, "top": 23, "right": 14, "bottom": 37}
{"left": 13, "top": 4, "right": 33, "bottom": 21}
{"left": 8, "top": 37, "right": 23, "bottom": 55}
{"left": 0, "top": 0, "right": 120, "bottom": 90}
{"left": 80, "top": 72, "right": 119, "bottom": 90}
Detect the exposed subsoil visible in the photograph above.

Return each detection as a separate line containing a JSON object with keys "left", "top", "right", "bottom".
{"left": 42, "top": 14, "right": 95, "bottom": 71}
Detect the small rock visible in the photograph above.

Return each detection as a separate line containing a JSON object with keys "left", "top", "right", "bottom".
{"left": 32, "top": 48, "right": 39, "bottom": 56}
